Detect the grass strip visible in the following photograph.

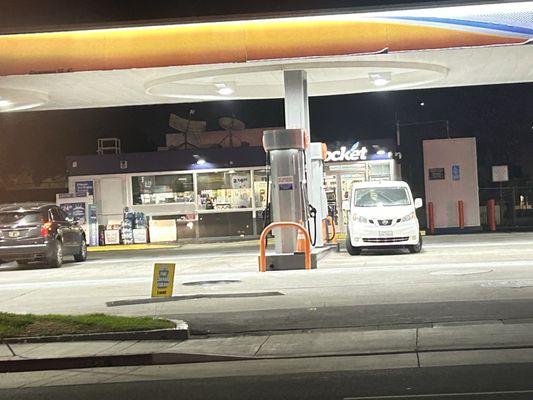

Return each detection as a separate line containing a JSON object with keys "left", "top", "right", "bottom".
{"left": 0, "top": 313, "right": 174, "bottom": 339}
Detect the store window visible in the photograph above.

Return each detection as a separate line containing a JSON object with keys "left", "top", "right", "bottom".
{"left": 369, "top": 163, "right": 391, "bottom": 180}
{"left": 197, "top": 171, "right": 252, "bottom": 210}
{"left": 253, "top": 169, "right": 268, "bottom": 210}
{"left": 132, "top": 174, "right": 194, "bottom": 205}
{"left": 199, "top": 212, "right": 254, "bottom": 238}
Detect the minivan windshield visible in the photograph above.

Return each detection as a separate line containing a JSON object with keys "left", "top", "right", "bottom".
{"left": 0, "top": 211, "right": 43, "bottom": 226}
{"left": 353, "top": 187, "right": 411, "bottom": 207}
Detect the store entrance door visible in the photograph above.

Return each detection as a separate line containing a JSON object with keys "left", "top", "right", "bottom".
{"left": 338, "top": 173, "right": 365, "bottom": 234}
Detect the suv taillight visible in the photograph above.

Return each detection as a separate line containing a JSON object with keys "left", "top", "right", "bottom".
{"left": 40, "top": 221, "right": 52, "bottom": 237}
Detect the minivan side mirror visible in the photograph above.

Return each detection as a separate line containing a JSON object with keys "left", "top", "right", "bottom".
{"left": 342, "top": 200, "right": 350, "bottom": 211}
{"left": 414, "top": 198, "right": 423, "bottom": 209}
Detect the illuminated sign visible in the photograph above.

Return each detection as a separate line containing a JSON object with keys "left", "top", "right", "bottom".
{"left": 326, "top": 145, "right": 369, "bottom": 162}
{"left": 325, "top": 141, "right": 394, "bottom": 163}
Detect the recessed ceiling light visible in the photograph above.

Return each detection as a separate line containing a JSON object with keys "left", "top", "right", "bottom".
{"left": 196, "top": 158, "right": 206, "bottom": 165}
{"left": 217, "top": 86, "right": 234, "bottom": 96}
{"left": 369, "top": 72, "right": 391, "bottom": 87}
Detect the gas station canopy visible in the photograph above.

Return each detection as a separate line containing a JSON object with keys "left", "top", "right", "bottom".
{"left": 0, "top": 2, "right": 532, "bottom": 111}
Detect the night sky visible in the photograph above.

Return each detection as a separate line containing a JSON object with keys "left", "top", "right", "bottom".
{"left": 1, "top": 0, "right": 499, "bottom": 33}
{"left": 1, "top": 82, "right": 532, "bottom": 186}
{"left": 1, "top": 0, "right": 532, "bottom": 190}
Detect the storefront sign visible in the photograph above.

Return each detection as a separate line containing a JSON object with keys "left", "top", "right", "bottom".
{"left": 231, "top": 174, "right": 250, "bottom": 189}
{"left": 75, "top": 180, "right": 94, "bottom": 196}
{"left": 60, "top": 202, "right": 87, "bottom": 225}
{"left": 325, "top": 140, "right": 395, "bottom": 163}
{"left": 278, "top": 176, "right": 294, "bottom": 190}
{"left": 326, "top": 145, "right": 368, "bottom": 162}
{"left": 428, "top": 168, "right": 445, "bottom": 180}
{"left": 452, "top": 165, "right": 461, "bottom": 181}
{"left": 151, "top": 263, "right": 176, "bottom": 298}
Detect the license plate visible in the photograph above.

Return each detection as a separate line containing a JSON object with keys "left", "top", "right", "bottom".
{"left": 8, "top": 231, "right": 20, "bottom": 238}
{"left": 378, "top": 230, "right": 393, "bottom": 238}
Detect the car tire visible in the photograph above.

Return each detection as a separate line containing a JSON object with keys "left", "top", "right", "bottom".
{"left": 74, "top": 237, "right": 88, "bottom": 262}
{"left": 408, "top": 235, "right": 423, "bottom": 254}
{"left": 346, "top": 230, "right": 362, "bottom": 256}
{"left": 47, "top": 239, "right": 63, "bottom": 268}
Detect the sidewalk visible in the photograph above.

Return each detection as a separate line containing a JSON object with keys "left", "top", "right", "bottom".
{"left": 3, "top": 321, "right": 533, "bottom": 371}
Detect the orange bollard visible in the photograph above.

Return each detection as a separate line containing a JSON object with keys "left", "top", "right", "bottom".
{"left": 487, "top": 199, "right": 496, "bottom": 231}
{"left": 296, "top": 220, "right": 307, "bottom": 253}
{"left": 458, "top": 200, "right": 465, "bottom": 230}
{"left": 428, "top": 202, "right": 435, "bottom": 235}
{"left": 259, "top": 222, "right": 311, "bottom": 272}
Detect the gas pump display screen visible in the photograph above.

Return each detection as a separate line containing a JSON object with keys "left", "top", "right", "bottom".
{"left": 428, "top": 168, "right": 445, "bottom": 180}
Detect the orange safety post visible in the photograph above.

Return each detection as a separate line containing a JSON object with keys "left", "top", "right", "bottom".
{"left": 427, "top": 202, "right": 435, "bottom": 235}
{"left": 487, "top": 199, "right": 496, "bottom": 231}
{"left": 259, "top": 221, "right": 311, "bottom": 272}
{"left": 458, "top": 200, "right": 465, "bottom": 229}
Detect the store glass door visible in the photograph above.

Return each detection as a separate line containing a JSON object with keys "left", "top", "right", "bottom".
{"left": 338, "top": 173, "right": 365, "bottom": 233}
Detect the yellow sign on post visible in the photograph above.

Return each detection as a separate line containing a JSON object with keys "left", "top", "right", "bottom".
{"left": 151, "top": 263, "right": 176, "bottom": 298}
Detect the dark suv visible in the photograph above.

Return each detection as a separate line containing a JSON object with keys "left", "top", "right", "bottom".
{"left": 0, "top": 203, "right": 87, "bottom": 268}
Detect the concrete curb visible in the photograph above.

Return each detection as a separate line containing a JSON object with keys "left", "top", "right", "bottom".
{"left": 4, "top": 344, "right": 533, "bottom": 374}
{"left": 2, "top": 320, "right": 189, "bottom": 344}
{"left": 0, "top": 352, "right": 250, "bottom": 373}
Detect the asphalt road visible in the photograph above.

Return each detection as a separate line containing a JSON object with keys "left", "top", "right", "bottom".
{"left": 2, "top": 232, "right": 533, "bottom": 335}
{"left": 2, "top": 362, "right": 533, "bottom": 400}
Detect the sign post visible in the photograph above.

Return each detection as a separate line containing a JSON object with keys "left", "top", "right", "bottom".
{"left": 151, "top": 263, "right": 176, "bottom": 298}
{"left": 492, "top": 165, "right": 509, "bottom": 225}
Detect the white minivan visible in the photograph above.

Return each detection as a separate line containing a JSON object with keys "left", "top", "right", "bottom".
{"left": 345, "top": 181, "right": 423, "bottom": 255}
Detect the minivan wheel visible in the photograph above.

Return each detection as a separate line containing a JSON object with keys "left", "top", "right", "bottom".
{"left": 346, "top": 230, "right": 362, "bottom": 256}
{"left": 74, "top": 237, "right": 88, "bottom": 262}
{"left": 47, "top": 239, "right": 63, "bottom": 268}
{"left": 408, "top": 235, "right": 423, "bottom": 254}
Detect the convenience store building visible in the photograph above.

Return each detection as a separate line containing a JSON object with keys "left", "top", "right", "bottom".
{"left": 65, "top": 140, "right": 398, "bottom": 243}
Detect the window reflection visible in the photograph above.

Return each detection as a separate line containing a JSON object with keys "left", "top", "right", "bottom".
{"left": 197, "top": 171, "right": 252, "bottom": 210}
{"left": 254, "top": 169, "right": 268, "bottom": 210}
{"left": 132, "top": 174, "right": 194, "bottom": 205}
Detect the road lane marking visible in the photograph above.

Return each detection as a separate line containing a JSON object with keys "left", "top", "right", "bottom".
{"left": 424, "top": 240, "right": 533, "bottom": 249}
{"left": 344, "top": 388, "right": 533, "bottom": 399}
{"left": 84, "top": 252, "right": 257, "bottom": 265}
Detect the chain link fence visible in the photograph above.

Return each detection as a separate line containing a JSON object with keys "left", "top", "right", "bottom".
{"left": 479, "top": 186, "right": 533, "bottom": 228}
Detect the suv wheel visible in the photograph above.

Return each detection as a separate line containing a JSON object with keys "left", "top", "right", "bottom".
{"left": 346, "top": 230, "right": 362, "bottom": 256}
{"left": 74, "top": 237, "right": 88, "bottom": 262}
{"left": 408, "top": 235, "right": 423, "bottom": 254}
{"left": 47, "top": 239, "right": 63, "bottom": 268}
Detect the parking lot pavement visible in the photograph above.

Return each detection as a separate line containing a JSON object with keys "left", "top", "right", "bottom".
{"left": 0, "top": 232, "right": 533, "bottom": 332}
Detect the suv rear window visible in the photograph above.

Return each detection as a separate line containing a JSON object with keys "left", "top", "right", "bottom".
{"left": 0, "top": 212, "right": 44, "bottom": 226}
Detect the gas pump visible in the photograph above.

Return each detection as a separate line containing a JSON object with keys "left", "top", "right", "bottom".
{"left": 308, "top": 142, "right": 329, "bottom": 248}
{"left": 259, "top": 129, "right": 333, "bottom": 271}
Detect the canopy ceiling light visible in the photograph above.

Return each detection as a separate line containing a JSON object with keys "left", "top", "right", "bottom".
{"left": 215, "top": 83, "right": 235, "bottom": 96}
{"left": 145, "top": 60, "right": 448, "bottom": 101}
{"left": 369, "top": 72, "right": 391, "bottom": 87}
{"left": 0, "top": 87, "right": 48, "bottom": 112}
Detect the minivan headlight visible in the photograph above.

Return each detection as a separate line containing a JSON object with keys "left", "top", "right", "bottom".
{"left": 401, "top": 212, "right": 416, "bottom": 222}
{"left": 352, "top": 214, "right": 369, "bottom": 224}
